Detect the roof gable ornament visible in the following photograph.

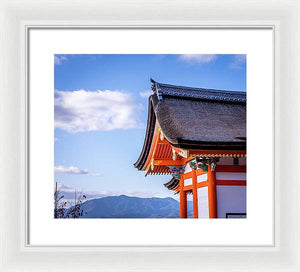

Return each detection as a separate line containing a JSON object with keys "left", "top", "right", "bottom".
{"left": 172, "top": 147, "right": 189, "bottom": 159}
{"left": 172, "top": 149, "right": 177, "bottom": 161}
{"left": 178, "top": 149, "right": 189, "bottom": 159}
{"left": 160, "top": 131, "right": 164, "bottom": 141}
{"left": 150, "top": 78, "right": 163, "bottom": 100}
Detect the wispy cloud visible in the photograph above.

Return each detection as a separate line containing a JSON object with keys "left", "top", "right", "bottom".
{"left": 54, "top": 165, "right": 100, "bottom": 176}
{"left": 178, "top": 54, "right": 217, "bottom": 64}
{"left": 54, "top": 55, "right": 67, "bottom": 65}
{"left": 91, "top": 173, "right": 101, "bottom": 177}
{"left": 54, "top": 89, "right": 142, "bottom": 133}
{"left": 230, "top": 54, "right": 246, "bottom": 69}
{"left": 139, "top": 90, "right": 153, "bottom": 98}
{"left": 55, "top": 183, "right": 161, "bottom": 203}
{"left": 93, "top": 189, "right": 158, "bottom": 199}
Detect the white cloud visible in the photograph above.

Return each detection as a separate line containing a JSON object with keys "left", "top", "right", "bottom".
{"left": 54, "top": 165, "right": 89, "bottom": 175}
{"left": 54, "top": 165, "right": 101, "bottom": 177}
{"left": 179, "top": 54, "right": 217, "bottom": 64}
{"left": 54, "top": 55, "right": 67, "bottom": 65}
{"left": 55, "top": 89, "right": 142, "bottom": 133}
{"left": 139, "top": 90, "right": 153, "bottom": 98}
{"left": 230, "top": 54, "right": 246, "bottom": 69}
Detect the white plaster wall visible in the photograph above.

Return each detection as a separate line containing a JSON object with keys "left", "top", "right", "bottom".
{"left": 197, "top": 173, "right": 207, "bottom": 183}
{"left": 186, "top": 193, "right": 193, "bottom": 218}
{"left": 197, "top": 187, "right": 209, "bottom": 218}
{"left": 216, "top": 185, "right": 246, "bottom": 218}
{"left": 184, "top": 178, "right": 192, "bottom": 186}
{"left": 216, "top": 172, "right": 246, "bottom": 180}
{"left": 184, "top": 163, "right": 192, "bottom": 173}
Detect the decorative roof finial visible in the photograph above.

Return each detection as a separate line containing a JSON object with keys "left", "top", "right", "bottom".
{"left": 150, "top": 77, "right": 156, "bottom": 84}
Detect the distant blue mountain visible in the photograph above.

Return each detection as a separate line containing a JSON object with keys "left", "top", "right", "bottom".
{"left": 79, "top": 195, "right": 193, "bottom": 218}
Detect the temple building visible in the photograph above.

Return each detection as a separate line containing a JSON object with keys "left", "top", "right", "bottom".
{"left": 134, "top": 79, "right": 246, "bottom": 218}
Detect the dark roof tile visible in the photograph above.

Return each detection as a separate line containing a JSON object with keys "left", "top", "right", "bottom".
{"left": 164, "top": 177, "right": 179, "bottom": 191}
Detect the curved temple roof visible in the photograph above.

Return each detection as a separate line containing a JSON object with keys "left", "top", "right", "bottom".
{"left": 164, "top": 177, "right": 180, "bottom": 192}
{"left": 134, "top": 79, "right": 246, "bottom": 170}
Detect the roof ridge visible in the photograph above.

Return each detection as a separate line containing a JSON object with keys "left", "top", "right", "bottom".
{"left": 154, "top": 80, "right": 245, "bottom": 95}
{"left": 150, "top": 79, "right": 246, "bottom": 103}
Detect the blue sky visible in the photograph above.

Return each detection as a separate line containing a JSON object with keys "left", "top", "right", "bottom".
{"left": 54, "top": 54, "right": 246, "bottom": 201}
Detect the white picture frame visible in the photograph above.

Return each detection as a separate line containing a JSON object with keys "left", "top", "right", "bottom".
{"left": 28, "top": 28, "right": 272, "bottom": 247}
{"left": 0, "top": 0, "right": 299, "bottom": 271}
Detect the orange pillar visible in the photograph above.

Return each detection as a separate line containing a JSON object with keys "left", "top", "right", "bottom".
{"left": 179, "top": 174, "right": 187, "bottom": 218}
{"left": 207, "top": 164, "right": 217, "bottom": 218}
{"left": 192, "top": 170, "right": 198, "bottom": 218}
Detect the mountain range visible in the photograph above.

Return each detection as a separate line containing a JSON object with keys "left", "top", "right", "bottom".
{"left": 79, "top": 195, "right": 193, "bottom": 218}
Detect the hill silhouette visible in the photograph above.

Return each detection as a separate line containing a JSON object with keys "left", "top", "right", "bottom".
{"left": 80, "top": 195, "right": 193, "bottom": 218}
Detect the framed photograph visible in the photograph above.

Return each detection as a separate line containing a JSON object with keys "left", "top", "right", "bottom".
{"left": 1, "top": 0, "right": 299, "bottom": 271}
{"left": 29, "top": 29, "right": 270, "bottom": 246}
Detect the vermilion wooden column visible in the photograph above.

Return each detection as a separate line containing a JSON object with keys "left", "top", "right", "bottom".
{"left": 192, "top": 170, "right": 198, "bottom": 218}
{"left": 207, "top": 164, "right": 218, "bottom": 218}
{"left": 179, "top": 174, "right": 187, "bottom": 218}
